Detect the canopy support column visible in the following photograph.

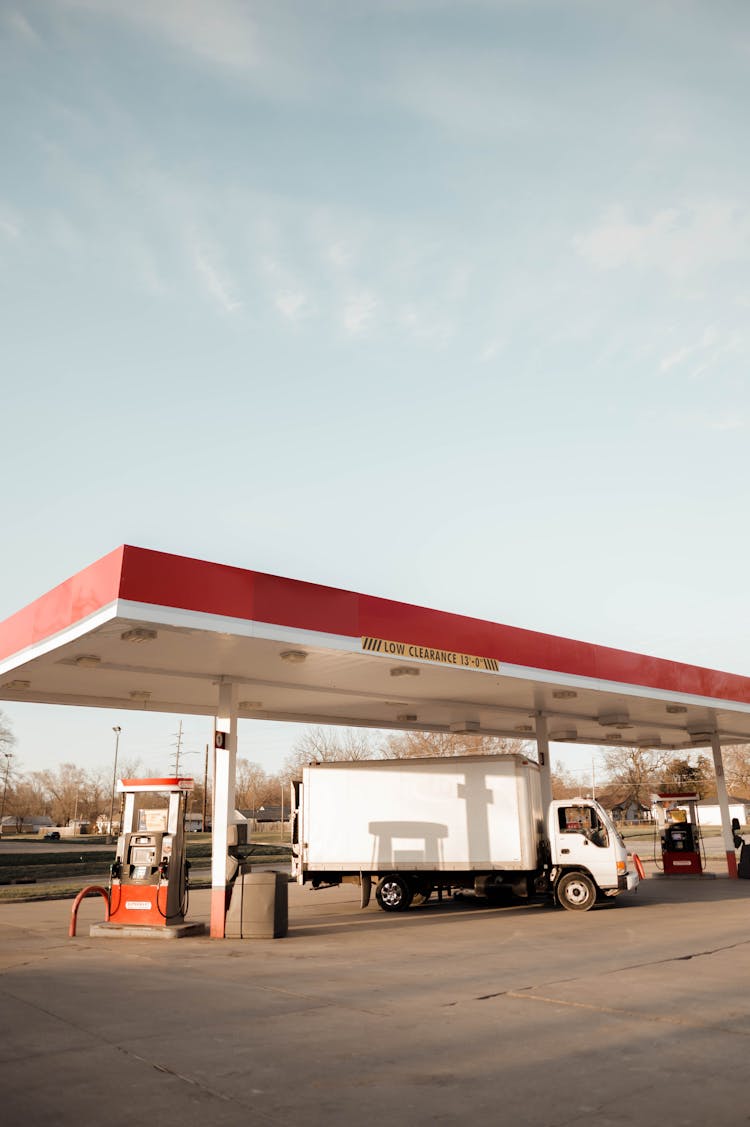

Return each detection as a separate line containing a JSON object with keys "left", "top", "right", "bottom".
{"left": 709, "top": 731, "right": 737, "bottom": 878}
{"left": 535, "top": 714, "right": 552, "bottom": 815}
{"left": 210, "top": 680, "right": 238, "bottom": 937}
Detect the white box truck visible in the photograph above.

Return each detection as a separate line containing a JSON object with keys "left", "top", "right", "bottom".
{"left": 291, "top": 754, "right": 639, "bottom": 912}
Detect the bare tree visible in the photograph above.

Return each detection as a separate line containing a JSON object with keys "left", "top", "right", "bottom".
{"left": 235, "top": 758, "right": 279, "bottom": 812}
{"left": 35, "top": 763, "right": 90, "bottom": 827}
{"left": 599, "top": 745, "right": 668, "bottom": 809}
{"left": 382, "top": 730, "right": 529, "bottom": 760}
{"left": 6, "top": 774, "right": 48, "bottom": 831}
{"left": 0, "top": 710, "right": 17, "bottom": 824}
{"left": 283, "top": 726, "right": 378, "bottom": 779}
{"left": 551, "top": 762, "right": 583, "bottom": 799}
{"left": 82, "top": 767, "right": 110, "bottom": 824}
{"left": 0, "top": 709, "right": 15, "bottom": 757}
{"left": 722, "top": 745, "right": 750, "bottom": 796}
{"left": 0, "top": 724, "right": 17, "bottom": 829}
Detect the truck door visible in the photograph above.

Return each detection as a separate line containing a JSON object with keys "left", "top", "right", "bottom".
{"left": 553, "top": 803, "right": 617, "bottom": 889}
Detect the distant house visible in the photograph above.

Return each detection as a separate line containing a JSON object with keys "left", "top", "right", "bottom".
{"left": 595, "top": 788, "right": 652, "bottom": 824}
{"left": 256, "top": 804, "right": 283, "bottom": 823}
{"left": 609, "top": 799, "right": 652, "bottom": 823}
{"left": 94, "top": 814, "right": 119, "bottom": 834}
{"left": 1, "top": 814, "right": 54, "bottom": 835}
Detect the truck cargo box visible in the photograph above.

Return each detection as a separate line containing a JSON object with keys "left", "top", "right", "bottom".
{"left": 297, "top": 754, "right": 544, "bottom": 875}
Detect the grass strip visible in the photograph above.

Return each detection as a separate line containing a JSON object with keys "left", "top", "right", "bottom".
{"left": 0, "top": 853, "right": 292, "bottom": 904}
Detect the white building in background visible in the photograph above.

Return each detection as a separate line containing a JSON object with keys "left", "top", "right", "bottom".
{"left": 0, "top": 814, "right": 54, "bottom": 834}
{"left": 674, "top": 798, "right": 750, "bottom": 827}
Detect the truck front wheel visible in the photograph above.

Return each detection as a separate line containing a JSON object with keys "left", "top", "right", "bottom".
{"left": 375, "top": 874, "right": 413, "bottom": 912}
{"left": 556, "top": 871, "right": 596, "bottom": 912}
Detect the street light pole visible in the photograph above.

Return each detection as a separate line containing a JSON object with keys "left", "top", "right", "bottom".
{"left": 0, "top": 752, "right": 13, "bottom": 830}
{"left": 108, "top": 726, "right": 122, "bottom": 840}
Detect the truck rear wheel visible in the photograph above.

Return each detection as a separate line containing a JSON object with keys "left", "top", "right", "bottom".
{"left": 375, "top": 874, "right": 413, "bottom": 912}
{"left": 556, "top": 871, "right": 596, "bottom": 912}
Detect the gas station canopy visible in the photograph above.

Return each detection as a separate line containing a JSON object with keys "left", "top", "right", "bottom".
{"left": 2, "top": 545, "right": 750, "bottom": 750}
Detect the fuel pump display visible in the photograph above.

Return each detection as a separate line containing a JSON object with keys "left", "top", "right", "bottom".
{"left": 108, "top": 777, "right": 194, "bottom": 927}
{"left": 652, "top": 791, "right": 704, "bottom": 875}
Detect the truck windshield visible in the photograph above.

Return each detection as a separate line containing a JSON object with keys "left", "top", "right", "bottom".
{"left": 558, "top": 805, "right": 609, "bottom": 848}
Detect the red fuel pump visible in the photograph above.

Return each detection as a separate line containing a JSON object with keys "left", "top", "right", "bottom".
{"left": 653, "top": 791, "right": 703, "bottom": 875}
{"left": 108, "top": 777, "right": 195, "bottom": 927}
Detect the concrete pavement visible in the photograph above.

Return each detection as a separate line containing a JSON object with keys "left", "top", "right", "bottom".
{"left": 2, "top": 875, "right": 750, "bottom": 1126}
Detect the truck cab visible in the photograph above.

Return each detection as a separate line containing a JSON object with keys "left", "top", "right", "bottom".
{"left": 548, "top": 798, "right": 637, "bottom": 910}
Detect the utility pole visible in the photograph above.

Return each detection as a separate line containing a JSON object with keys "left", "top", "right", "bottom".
{"left": 202, "top": 742, "right": 209, "bottom": 832}
{"left": 0, "top": 752, "right": 13, "bottom": 829}
{"left": 172, "top": 720, "right": 184, "bottom": 775}
{"left": 108, "top": 727, "right": 122, "bottom": 840}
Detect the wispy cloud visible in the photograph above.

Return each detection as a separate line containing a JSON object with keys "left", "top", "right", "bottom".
{"left": 62, "top": 0, "right": 258, "bottom": 71}
{"left": 709, "top": 415, "right": 745, "bottom": 431}
{"left": 0, "top": 203, "right": 22, "bottom": 242}
{"left": 125, "top": 235, "right": 169, "bottom": 298}
{"left": 327, "top": 241, "right": 354, "bottom": 270}
{"left": 573, "top": 202, "right": 750, "bottom": 279}
{"left": 478, "top": 338, "right": 503, "bottom": 363}
{"left": 658, "top": 326, "right": 744, "bottom": 381}
{"left": 659, "top": 326, "right": 716, "bottom": 373}
{"left": 190, "top": 237, "right": 242, "bottom": 314}
{"left": 259, "top": 253, "right": 314, "bottom": 323}
{"left": 4, "top": 8, "right": 42, "bottom": 44}
{"left": 342, "top": 291, "right": 379, "bottom": 336}
{"left": 274, "top": 289, "right": 311, "bottom": 321}
{"left": 398, "top": 304, "right": 452, "bottom": 347}
{"left": 57, "top": 0, "right": 312, "bottom": 100}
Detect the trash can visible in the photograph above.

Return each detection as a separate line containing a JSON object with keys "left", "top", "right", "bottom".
{"left": 225, "top": 870, "right": 288, "bottom": 939}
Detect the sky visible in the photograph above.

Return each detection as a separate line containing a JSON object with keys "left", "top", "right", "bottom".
{"left": 1, "top": 1, "right": 749, "bottom": 784}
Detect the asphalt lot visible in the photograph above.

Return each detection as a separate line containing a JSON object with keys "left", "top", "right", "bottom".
{"left": 2, "top": 874, "right": 750, "bottom": 1126}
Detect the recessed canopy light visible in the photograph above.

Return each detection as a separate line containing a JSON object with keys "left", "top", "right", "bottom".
{"left": 666, "top": 704, "right": 688, "bottom": 714}
{"left": 450, "top": 721, "right": 480, "bottom": 733}
{"left": 605, "top": 732, "right": 623, "bottom": 741}
{"left": 2, "top": 679, "right": 30, "bottom": 690}
{"left": 239, "top": 700, "right": 263, "bottom": 710}
{"left": 514, "top": 724, "right": 534, "bottom": 733}
{"left": 598, "top": 713, "right": 632, "bottom": 729}
{"left": 550, "top": 728, "right": 577, "bottom": 741}
{"left": 390, "top": 667, "right": 420, "bottom": 678}
{"left": 552, "top": 689, "right": 578, "bottom": 700}
{"left": 121, "top": 628, "right": 158, "bottom": 643}
{"left": 280, "top": 650, "right": 307, "bottom": 664}
{"left": 75, "top": 654, "right": 101, "bottom": 668}
{"left": 688, "top": 728, "right": 714, "bottom": 743}
{"left": 129, "top": 690, "right": 151, "bottom": 701}
{"left": 397, "top": 713, "right": 417, "bottom": 723}
{"left": 636, "top": 736, "right": 662, "bottom": 747}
